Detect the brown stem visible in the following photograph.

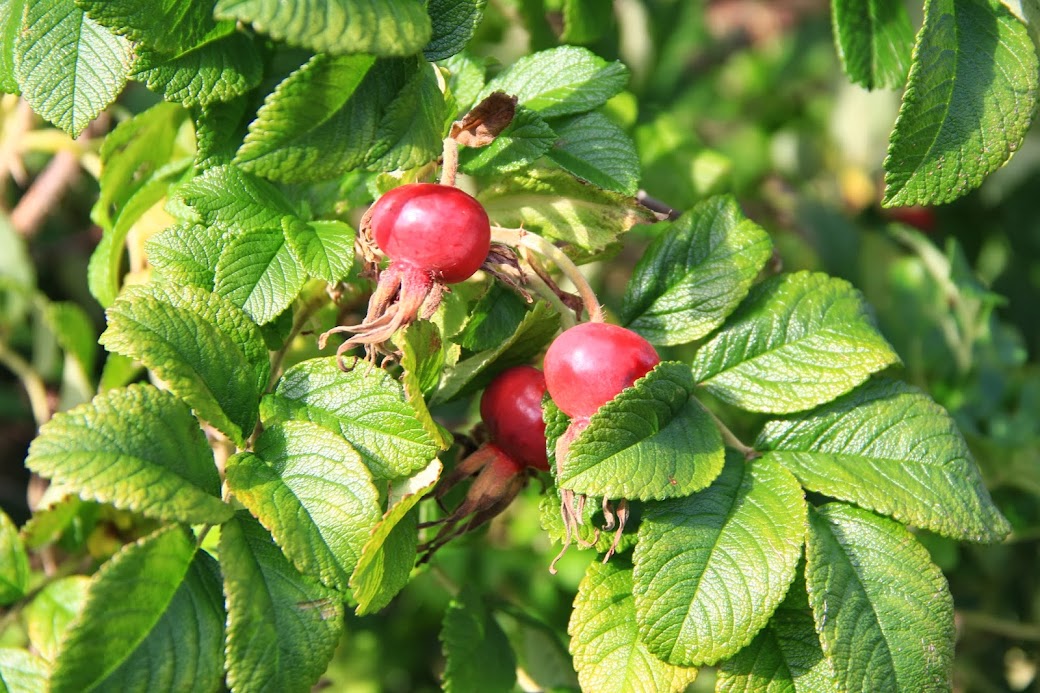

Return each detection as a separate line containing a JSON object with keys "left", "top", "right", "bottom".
{"left": 636, "top": 190, "right": 681, "bottom": 221}
{"left": 440, "top": 137, "right": 459, "bottom": 187}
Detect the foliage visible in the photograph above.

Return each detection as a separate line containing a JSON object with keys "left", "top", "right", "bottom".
{"left": 1, "top": 1, "right": 1038, "bottom": 692}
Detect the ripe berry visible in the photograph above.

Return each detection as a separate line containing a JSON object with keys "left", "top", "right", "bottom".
{"left": 319, "top": 183, "right": 491, "bottom": 365}
{"left": 480, "top": 365, "right": 549, "bottom": 471}
{"left": 369, "top": 183, "right": 491, "bottom": 284}
{"left": 543, "top": 322, "right": 660, "bottom": 419}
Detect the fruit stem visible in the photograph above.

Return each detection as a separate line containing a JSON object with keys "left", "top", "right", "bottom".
{"left": 440, "top": 137, "right": 459, "bottom": 187}
{"left": 521, "top": 257, "right": 577, "bottom": 329}
{"left": 695, "top": 397, "right": 754, "bottom": 457}
{"left": 491, "top": 226, "right": 604, "bottom": 323}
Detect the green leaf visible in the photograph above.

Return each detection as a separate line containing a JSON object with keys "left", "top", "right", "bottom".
{"left": 215, "top": 227, "right": 308, "bottom": 325}
{"left": 19, "top": 494, "right": 91, "bottom": 551}
{"left": 89, "top": 162, "right": 191, "bottom": 307}
{"left": 48, "top": 527, "right": 226, "bottom": 693}
{"left": 350, "top": 459, "right": 442, "bottom": 615}
{"left": 93, "top": 101, "right": 189, "bottom": 232}
{"left": 75, "top": 0, "right": 215, "bottom": 53}
{"left": 717, "top": 571, "right": 839, "bottom": 693}
{"left": 225, "top": 421, "right": 382, "bottom": 591}
{"left": 757, "top": 378, "right": 1010, "bottom": 542}
{"left": 0, "top": 510, "right": 29, "bottom": 605}
{"left": 146, "top": 223, "right": 226, "bottom": 291}
{"left": 433, "top": 301, "right": 560, "bottom": 404}
{"left": 237, "top": 55, "right": 446, "bottom": 180}
{"left": 215, "top": 0, "right": 432, "bottom": 56}
{"left": 0, "top": 0, "right": 25, "bottom": 93}
{"left": 25, "top": 384, "right": 232, "bottom": 524}
{"left": 24, "top": 576, "right": 90, "bottom": 663}
{"left": 99, "top": 284, "right": 271, "bottom": 447}
{"left": 0, "top": 649, "right": 49, "bottom": 693}
{"left": 831, "top": 0, "right": 914, "bottom": 89}
{"left": 558, "top": 363, "right": 726, "bottom": 501}
{"left": 882, "top": 0, "right": 1040, "bottom": 206}
{"left": 690, "top": 271, "right": 900, "bottom": 414}
{"left": 805, "top": 504, "right": 954, "bottom": 691}
{"left": 633, "top": 452, "right": 806, "bottom": 666}
{"left": 262, "top": 357, "right": 439, "bottom": 479}
{"left": 546, "top": 111, "right": 639, "bottom": 195}
{"left": 282, "top": 218, "right": 356, "bottom": 283}
{"left": 424, "top": 0, "right": 486, "bottom": 61}
{"left": 478, "top": 167, "right": 654, "bottom": 254}
{"left": 14, "top": 0, "right": 133, "bottom": 137}
{"left": 132, "top": 24, "right": 263, "bottom": 108}
{"left": 538, "top": 491, "right": 640, "bottom": 555}
{"left": 459, "top": 106, "right": 556, "bottom": 175}
{"left": 476, "top": 45, "right": 628, "bottom": 118}
{"left": 194, "top": 95, "right": 250, "bottom": 170}
{"left": 570, "top": 560, "right": 698, "bottom": 693}
{"left": 221, "top": 512, "right": 344, "bottom": 693}
{"left": 441, "top": 586, "right": 516, "bottom": 693}
{"left": 41, "top": 301, "right": 96, "bottom": 380}
{"left": 621, "top": 196, "right": 774, "bottom": 346}
{"left": 440, "top": 51, "right": 485, "bottom": 114}
{"left": 168, "top": 163, "right": 300, "bottom": 232}
{"left": 561, "top": 0, "right": 614, "bottom": 44}
{"left": 457, "top": 284, "right": 529, "bottom": 353}
{"left": 397, "top": 322, "right": 453, "bottom": 449}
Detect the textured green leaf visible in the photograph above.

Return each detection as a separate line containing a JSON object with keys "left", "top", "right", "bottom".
{"left": 283, "top": 218, "right": 356, "bottom": 283}
{"left": 459, "top": 106, "right": 556, "bottom": 175}
{"left": 49, "top": 527, "right": 226, "bottom": 693}
{"left": 262, "top": 357, "right": 439, "bottom": 479}
{"left": 24, "top": 576, "right": 90, "bottom": 663}
{"left": 0, "top": 649, "right": 49, "bottom": 693}
{"left": 194, "top": 95, "right": 250, "bottom": 170}
{"left": 221, "top": 512, "right": 344, "bottom": 693}
{"left": 633, "top": 452, "right": 806, "bottom": 666}
{"left": 621, "top": 196, "right": 773, "bottom": 346}
{"left": 479, "top": 167, "right": 654, "bottom": 254}
{"left": 133, "top": 24, "right": 262, "bottom": 108}
{"left": 76, "top": 0, "right": 215, "bottom": 53}
{"left": 570, "top": 560, "right": 698, "bottom": 693}
{"left": 146, "top": 223, "right": 226, "bottom": 291}
{"left": 93, "top": 101, "right": 189, "bottom": 232}
{"left": 546, "top": 111, "right": 639, "bottom": 195}
{"left": 88, "top": 162, "right": 191, "bottom": 307}
{"left": 0, "top": 510, "right": 29, "bottom": 605}
{"left": 169, "top": 163, "right": 299, "bottom": 232}
{"left": 477, "top": 45, "right": 628, "bottom": 118}
{"left": 397, "top": 322, "right": 453, "bottom": 449}
{"left": 561, "top": 0, "right": 614, "bottom": 44}
{"left": 457, "top": 285, "right": 529, "bottom": 353}
{"left": 440, "top": 51, "right": 485, "bottom": 113}
{"left": 831, "top": 0, "right": 914, "bottom": 89}
{"left": 805, "top": 504, "right": 954, "bottom": 692}
{"left": 99, "top": 284, "right": 271, "bottom": 447}
{"left": 690, "top": 271, "right": 900, "bottom": 414}
{"left": 717, "top": 572, "right": 839, "bottom": 693}
{"left": 19, "top": 494, "right": 90, "bottom": 551}
{"left": 424, "top": 0, "right": 486, "bottom": 61}
{"left": 226, "top": 421, "right": 382, "bottom": 591}
{"left": 0, "top": 0, "right": 25, "bottom": 93}
{"left": 559, "top": 363, "right": 725, "bottom": 501}
{"left": 883, "top": 0, "right": 1040, "bottom": 206}
{"left": 215, "top": 227, "right": 307, "bottom": 325}
{"left": 26, "top": 384, "right": 232, "bottom": 524}
{"left": 240, "top": 56, "right": 443, "bottom": 181}
{"left": 757, "top": 378, "right": 1010, "bottom": 542}
{"left": 433, "top": 301, "right": 560, "bottom": 404}
{"left": 441, "top": 586, "right": 516, "bottom": 693}
{"left": 215, "top": 0, "right": 432, "bottom": 56}
{"left": 350, "top": 459, "right": 441, "bottom": 615}
{"left": 15, "top": 0, "right": 133, "bottom": 137}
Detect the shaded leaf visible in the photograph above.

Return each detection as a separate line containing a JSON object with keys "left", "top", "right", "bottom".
{"left": 441, "top": 586, "right": 516, "bottom": 693}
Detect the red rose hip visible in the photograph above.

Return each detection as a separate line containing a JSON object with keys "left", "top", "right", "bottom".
{"left": 543, "top": 322, "right": 660, "bottom": 419}
{"left": 480, "top": 365, "right": 549, "bottom": 471}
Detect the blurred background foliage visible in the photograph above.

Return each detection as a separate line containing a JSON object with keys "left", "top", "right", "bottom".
{"left": 2, "top": 0, "right": 1039, "bottom": 690}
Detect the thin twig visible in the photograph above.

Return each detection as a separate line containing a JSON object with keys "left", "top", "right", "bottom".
{"left": 958, "top": 611, "right": 1040, "bottom": 642}
{"left": 636, "top": 190, "right": 681, "bottom": 221}
{"left": 266, "top": 285, "right": 329, "bottom": 392}
{"left": 10, "top": 113, "right": 109, "bottom": 238}
{"left": 440, "top": 137, "right": 459, "bottom": 187}
{"left": 694, "top": 395, "right": 754, "bottom": 457}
